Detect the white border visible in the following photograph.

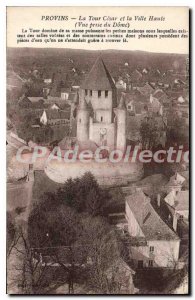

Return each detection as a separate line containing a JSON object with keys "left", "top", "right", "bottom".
{"left": 0, "top": 0, "right": 193, "bottom": 298}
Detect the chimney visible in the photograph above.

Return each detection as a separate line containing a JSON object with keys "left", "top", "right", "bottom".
{"left": 173, "top": 213, "right": 178, "bottom": 232}
{"left": 157, "top": 194, "right": 161, "bottom": 207}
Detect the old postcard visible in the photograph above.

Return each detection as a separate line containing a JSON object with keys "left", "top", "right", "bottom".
{"left": 6, "top": 6, "right": 189, "bottom": 294}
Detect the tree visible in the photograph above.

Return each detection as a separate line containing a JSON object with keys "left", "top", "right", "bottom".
{"left": 80, "top": 216, "right": 134, "bottom": 294}
{"left": 140, "top": 117, "right": 159, "bottom": 150}
{"left": 7, "top": 224, "right": 51, "bottom": 294}
{"left": 27, "top": 196, "right": 130, "bottom": 294}
{"left": 56, "top": 172, "right": 109, "bottom": 216}
{"left": 28, "top": 200, "right": 84, "bottom": 293}
{"left": 7, "top": 212, "right": 20, "bottom": 257}
{"left": 167, "top": 114, "right": 189, "bottom": 146}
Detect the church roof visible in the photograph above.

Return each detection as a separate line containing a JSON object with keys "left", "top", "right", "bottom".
{"left": 80, "top": 57, "right": 116, "bottom": 91}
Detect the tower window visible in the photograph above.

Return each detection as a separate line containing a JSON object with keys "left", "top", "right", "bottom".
{"left": 85, "top": 89, "right": 88, "bottom": 96}
{"left": 101, "top": 116, "right": 103, "bottom": 122}
{"left": 105, "top": 90, "right": 108, "bottom": 98}
{"left": 90, "top": 90, "right": 92, "bottom": 96}
{"left": 98, "top": 90, "right": 101, "bottom": 98}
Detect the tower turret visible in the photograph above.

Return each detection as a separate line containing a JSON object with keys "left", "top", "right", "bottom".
{"left": 77, "top": 98, "right": 90, "bottom": 142}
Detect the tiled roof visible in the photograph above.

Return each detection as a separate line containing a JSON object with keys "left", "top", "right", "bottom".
{"left": 80, "top": 57, "right": 116, "bottom": 91}
{"left": 126, "top": 191, "right": 179, "bottom": 241}
{"left": 137, "top": 83, "right": 154, "bottom": 96}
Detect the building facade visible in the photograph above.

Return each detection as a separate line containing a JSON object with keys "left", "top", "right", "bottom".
{"left": 125, "top": 191, "right": 180, "bottom": 268}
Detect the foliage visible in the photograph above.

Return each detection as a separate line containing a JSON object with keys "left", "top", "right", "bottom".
{"left": 167, "top": 114, "right": 189, "bottom": 146}
{"left": 140, "top": 117, "right": 160, "bottom": 150}
{"left": 56, "top": 172, "right": 110, "bottom": 216}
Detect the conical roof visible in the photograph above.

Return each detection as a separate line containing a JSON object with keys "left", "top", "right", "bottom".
{"left": 80, "top": 57, "right": 116, "bottom": 91}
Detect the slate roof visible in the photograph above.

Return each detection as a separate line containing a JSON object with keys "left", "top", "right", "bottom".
{"left": 126, "top": 191, "right": 179, "bottom": 241}
{"left": 28, "top": 97, "right": 44, "bottom": 103}
{"left": 80, "top": 57, "right": 116, "bottom": 91}
{"left": 44, "top": 109, "right": 70, "bottom": 120}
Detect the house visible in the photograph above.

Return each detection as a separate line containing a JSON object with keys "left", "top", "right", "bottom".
{"left": 148, "top": 94, "right": 164, "bottom": 116}
{"left": 166, "top": 172, "right": 186, "bottom": 194}
{"left": 142, "top": 68, "right": 148, "bottom": 74}
{"left": 137, "top": 82, "right": 154, "bottom": 97}
{"left": 164, "top": 190, "right": 189, "bottom": 230}
{"left": 105, "top": 258, "right": 138, "bottom": 294}
{"left": 40, "top": 109, "right": 70, "bottom": 126}
{"left": 18, "top": 95, "right": 45, "bottom": 109}
{"left": 40, "top": 110, "right": 47, "bottom": 125}
{"left": 61, "top": 88, "right": 71, "bottom": 100}
{"left": 152, "top": 89, "right": 168, "bottom": 104}
{"left": 18, "top": 95, "right": 33, "bottom": 108}
{"left": 43, "top": 71, "right": 54, "bottom": 84}
{"left": 68, "top": 92, "right": 79, "bottom": 105}
{"left": 125, "top": 191, "right": 180, "bottom": 268}
{"left": 130, "top": 69, "right": 143, "bottom": 89}
{"left": 50, "top": 103, "right": 61, "bottom": 110}
{"left": 116, "top": 79, "right": 127, "bottom": 91}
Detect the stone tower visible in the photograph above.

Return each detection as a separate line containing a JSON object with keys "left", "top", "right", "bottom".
{"left": 77, "top": 56, "right": 126, "bottom": 151}
{"left": 76, "top": 97, "right": 90, "bottom": 142}
{"left": 115, "top": 95, "right": 127, "bottom": 152}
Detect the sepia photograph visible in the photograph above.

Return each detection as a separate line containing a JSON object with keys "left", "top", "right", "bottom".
{"left": 6, "top": 6, "right": 189, "bottom": 295}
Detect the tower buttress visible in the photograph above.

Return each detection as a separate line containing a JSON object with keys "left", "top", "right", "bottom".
{"left": 115, "top": 95, "right": 127, "bottom": 153}
{"left": 76, "top": 98, "right": 90, "bottom": 142}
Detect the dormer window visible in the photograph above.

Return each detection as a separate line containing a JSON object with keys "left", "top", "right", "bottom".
{"left": 98, "top": 90, "right": 101, "bottom": 98}
{"left": 105, "top": 90, "right": 108, "bottom": 98}
{"left": 85, "top": 89, "right": 88, "bottom": 96}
